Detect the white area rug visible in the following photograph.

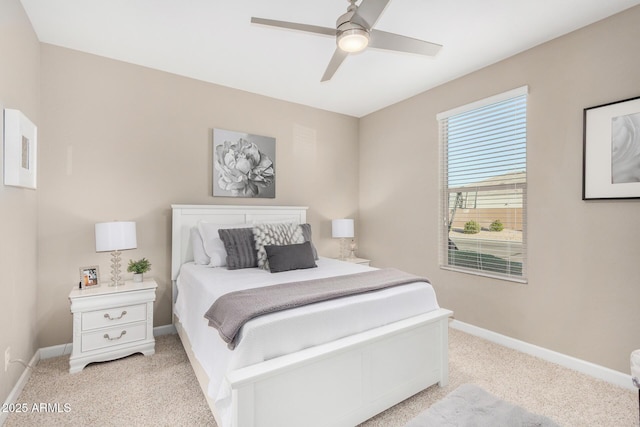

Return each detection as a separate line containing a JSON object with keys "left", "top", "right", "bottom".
{"left": 405, "top": 384, "right": 561, "bottom": 427}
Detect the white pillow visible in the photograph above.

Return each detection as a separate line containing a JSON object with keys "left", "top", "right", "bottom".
{"left": 190, "top": 227, "right": 210, "bottom": 265}
{"left": 197, "top": 221, "right": 248, "bottom": 267}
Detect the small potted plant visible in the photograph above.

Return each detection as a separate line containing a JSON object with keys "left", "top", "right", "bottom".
{"left": 127, "top": 258, "right": 151, "bottom": 282}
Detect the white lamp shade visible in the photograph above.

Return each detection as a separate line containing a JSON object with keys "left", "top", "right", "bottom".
{"left": 332, "top": 219, "right": 354, "bottom": 238}
{"left": 95, "top": 221, "right": 137, "bottom": 252}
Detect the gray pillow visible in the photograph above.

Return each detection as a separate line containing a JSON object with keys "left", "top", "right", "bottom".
{"left": 299, "top": 223, "right": 319, "bottom": 260}
{"left": 253, "top": 222, "right": 304, "bottom": 270}
{"left": 218, "top": 228, "right": 258, "bottom": 270}
{"left": 265, "top": 242, "right": 317, "bottom": 273}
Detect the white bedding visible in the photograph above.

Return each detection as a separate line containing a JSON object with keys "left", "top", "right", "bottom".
{"left": 173, "top": 257, "right": 440, "bottom": 427}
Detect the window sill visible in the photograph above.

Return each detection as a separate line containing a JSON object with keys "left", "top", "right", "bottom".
{"left": 440, "top": 265, "right": 528, "bottom": 284}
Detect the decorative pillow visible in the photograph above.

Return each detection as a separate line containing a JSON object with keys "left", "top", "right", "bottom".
{"left": 198, "top": 221, "right": 246, "bottom": 267}
{"left": 253, "top": 222, "right": 304, "bottom": 270}
{"left": 190, "top": 227, "right": 211, "bottom": 265}
{"left": 218, "top": 228, "right": 258, "bottom": 270}
{"left": 265, "top": 242, "right": 317, "bottom": 273}
{"left": 299, "top": 223, "right": 318, "bottom": 260}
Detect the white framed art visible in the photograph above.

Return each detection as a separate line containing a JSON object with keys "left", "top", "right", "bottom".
{"left": 583, "top": 96, "right": 640, "bottom": 200}
{"left": 3, "top": 108, "right": 37, "bottom": 189}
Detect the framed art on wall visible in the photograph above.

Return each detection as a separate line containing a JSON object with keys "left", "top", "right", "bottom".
{"left": 3, "top": 108, "right": 37, "bottom": 189}
{"left": 212, "top": 128, "right": 275, "bottom": 198}
{"left": 583, "top": 96, "right": 640, "bottom": 200}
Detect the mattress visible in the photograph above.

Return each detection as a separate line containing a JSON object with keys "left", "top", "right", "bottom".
{"left": 173, "top": 257, "right": 440, "bottom": 426}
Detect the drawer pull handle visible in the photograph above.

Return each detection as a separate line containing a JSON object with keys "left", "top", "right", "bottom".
{"left": 104, "top": 310, "right": 127, "bottom": 321}
{"left": 103, "top": 330, "right": 127, "bottom": 341}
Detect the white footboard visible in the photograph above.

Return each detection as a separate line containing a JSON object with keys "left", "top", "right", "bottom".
{"left": 227, "top": 308, "right": 452, "bottom": 427}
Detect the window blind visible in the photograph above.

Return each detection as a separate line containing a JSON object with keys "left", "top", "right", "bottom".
{"left": 439, "top": 88, "right": 527, "bottom": 282}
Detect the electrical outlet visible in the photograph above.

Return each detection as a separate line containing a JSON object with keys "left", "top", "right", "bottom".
{"left": 4, "top": 347, "right": 10, "bottom": 372}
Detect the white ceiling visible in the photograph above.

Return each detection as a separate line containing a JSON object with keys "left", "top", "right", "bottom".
{"left": 20, "top": 0, "right": 640, "bottom": 117}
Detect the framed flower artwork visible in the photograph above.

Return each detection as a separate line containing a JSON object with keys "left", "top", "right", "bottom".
{"left": 212, "top": 128, "right": 275, "bottom": 198}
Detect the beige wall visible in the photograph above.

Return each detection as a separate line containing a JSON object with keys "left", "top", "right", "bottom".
{"left": 37, "top": 44, "right": 360, "bottom": 347}
{"left": 3, "top": 2, "right": 639, "bottom": 402}
{"left": 359, "top": 5, "right": 640, "bottom": 373}
{"left": 0, "top": 0, "right": 40, "bottom": 404}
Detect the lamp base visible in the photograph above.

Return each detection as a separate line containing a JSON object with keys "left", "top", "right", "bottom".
{"left": 338, "top": 238, "right": 349, "bottom": 261}
{"left": 347, "top": 240, "right": 357, "bottom": 260}
{"left": 109, "top": 250, "right": 124, "bottom": 286}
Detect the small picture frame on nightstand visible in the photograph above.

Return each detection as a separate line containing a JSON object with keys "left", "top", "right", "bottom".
{"left": 79, "top": 265, "right": 100, "bottom": 288}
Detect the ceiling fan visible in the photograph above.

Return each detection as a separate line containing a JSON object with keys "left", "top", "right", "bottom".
{"left": 251, "top": 0, "right": 442, "bottom": 82}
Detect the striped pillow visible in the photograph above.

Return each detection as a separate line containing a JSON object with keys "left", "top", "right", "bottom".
{"left": 299, "top": 223, "right": 318, "bottom": 260}
{"left": 217, "top": 228, "right": 258, "bottom": 270}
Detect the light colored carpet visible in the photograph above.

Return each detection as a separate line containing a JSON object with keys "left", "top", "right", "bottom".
{"left": 5, "top": 328, "right": 637, "bottom": 426}
{"left": 4, "top": 335, "right": 215, "bottom": 426}
{"left": 361, "top": 328, "right": 637, "bottom": 427}
{"left": 404, "top": 383, "right": 560, "bottom": 427}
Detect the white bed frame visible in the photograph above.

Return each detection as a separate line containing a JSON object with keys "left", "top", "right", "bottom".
{"left": 171, "top": 204, "right": 452, "bottom": 427}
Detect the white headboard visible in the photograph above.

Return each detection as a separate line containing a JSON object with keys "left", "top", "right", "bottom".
{"left": 171, "top": 204, "right": 308, "bottom": 301}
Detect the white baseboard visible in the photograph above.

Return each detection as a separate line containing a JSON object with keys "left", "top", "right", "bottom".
{"left": 153, "top": 324, "right": 177, "bottom": 336}
{"left": 0, "top": 350, "right": 39, "bottom": 426}
{"left": 2, "top": 323, "right": 177, "bottom": 425}
{"left": 39, "top": 342, "right": 73, "bottom": 359}
{"left": 450, "top": 319, "right": 634, "bottom": 391}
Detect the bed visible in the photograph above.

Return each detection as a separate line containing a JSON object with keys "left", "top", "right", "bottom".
{"left": 171, "top": 204, "right": 452, "bottom": 427}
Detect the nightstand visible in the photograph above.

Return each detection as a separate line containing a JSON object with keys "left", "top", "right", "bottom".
{"left": 343, "top": 257, "right": 371, "bottom": 266}
{"left": 68, "top": 278, "right": 157, "bottom": 373}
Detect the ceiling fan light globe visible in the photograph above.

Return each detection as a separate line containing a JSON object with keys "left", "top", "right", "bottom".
{"left": 337, "top": 29, "right": 369, "bottom": 53}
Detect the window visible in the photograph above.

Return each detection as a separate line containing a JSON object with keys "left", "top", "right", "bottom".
{"left": 438, "top": 87, "right": 527, "bottom": 282}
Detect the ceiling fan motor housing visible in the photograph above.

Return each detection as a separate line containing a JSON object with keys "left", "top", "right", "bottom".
{"left": 336, "top": 6, "right": 368, "bottom": 31}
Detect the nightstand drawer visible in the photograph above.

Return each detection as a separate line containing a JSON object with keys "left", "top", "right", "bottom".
{"left": 82, "top": 304, "right": 147, "bottom": 331}
{"left": 81, "top": 322, "right": 147, "bottom": 352}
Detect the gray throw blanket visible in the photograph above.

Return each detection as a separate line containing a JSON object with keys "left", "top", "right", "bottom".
{"left": 204, "top": 268, "right": 430, "bottom": 349}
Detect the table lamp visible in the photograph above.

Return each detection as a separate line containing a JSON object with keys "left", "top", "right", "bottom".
{"left": 332, "top": 219, "right": 354, "bottom": 261}
{"left": 95, "top": 221, "right": 137, "bottom": 286}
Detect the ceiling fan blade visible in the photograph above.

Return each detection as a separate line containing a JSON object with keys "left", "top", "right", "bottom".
{"left": 251, "top": 17, "right": 335, "bottom": 37}
{"left": 369, "top": 29, "right": 442, "bottom": 56}
{"left": 351, "top": 0, "right": 390, "bottom": 29}
{"left": 321, "top": 48, "right": 349, "bottom": 82}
